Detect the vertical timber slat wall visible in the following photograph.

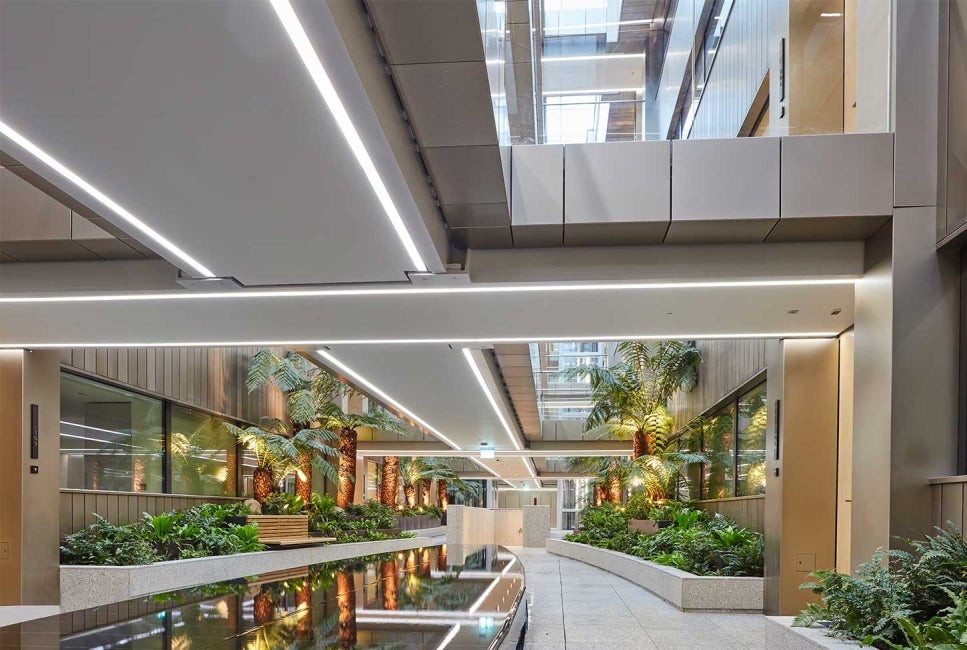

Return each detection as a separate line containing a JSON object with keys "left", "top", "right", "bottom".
{"left": 60, "top": 346, "right": 286, "bottom": 424}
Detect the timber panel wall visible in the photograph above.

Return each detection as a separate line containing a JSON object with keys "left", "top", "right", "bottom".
{"left": 60, "top": 489, "right": 243, "bottom": 538}
{"left": 697, "top": 495, "right": 765, "bottom": 534}
{"left": 669, "top": 339, "right": 768, "bottom": 428}
{"left": 930, "top": 478, "right": 967, "bottom": 541}
{"left": 59, "top": 346, "right": 286, "bottom": 423}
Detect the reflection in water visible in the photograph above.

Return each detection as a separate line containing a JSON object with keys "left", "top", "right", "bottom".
{"left": 41, "top": 545, "right": 521, "bottom": 649}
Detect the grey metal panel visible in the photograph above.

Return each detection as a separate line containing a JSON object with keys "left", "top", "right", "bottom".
{"left": 423, "top": 146, "right": 507, "bottom": 204}
{"left": 392, "top": 62, "right": 498, "bottom": 148}
{"left": 364, "top": 0, "right": 484, "bottom": 65}
{"left": 780, "top": 133, "right": 894, "bottom": 218}
{"left": 564, "top": 141, "right": 670, "bottom": 227}
{"left": 564, "top": 222, "right": 669, "bottom": 246}
{"left": 766, "top": 216, "right": 890, "bottom": 242}
{"left": 664, "top": 218, "right": 777, "bottom": 244}
{"left": 442, "top": 203, "right": 510, "bottom": 229}
{"left": 511, "top": 144, "right": 563, "bottom": 229}
{"left": 512, "top": 224, "right": 563, "bottom": 248}
{"left": 671, "top": 138, "right": 780, "bottom": 221}
{"left": 74, "top": 239, "right": 147, "bottom": 260}
{"left": 0, "top": 167, "right": 71, "bottom": 240}
{"left": 0, "top": 240, "right": 100, "bottom": 262}
{"left": 449, "top": 226, "right": 513, "bottom": 249}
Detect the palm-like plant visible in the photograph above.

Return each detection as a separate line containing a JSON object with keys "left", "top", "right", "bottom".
{"left": 566, "top": 456, "right": 634, "bottom": 504}
{"left": 317, "top": 403, "right": 406, "bottom": 508}
{"left": 398, "top": 457, "right": 476, "bottom": 508}
{"left": 224, "top": 419, "right": 338, "bottom": 503}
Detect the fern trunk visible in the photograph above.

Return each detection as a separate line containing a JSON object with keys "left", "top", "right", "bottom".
{"left": 380, "top": 456, "right": 399, "bottom": 506}
{"left": 380, "top": 561, "right": 398, "bottom": 610}
{"left": 608, "top": 474, "right": 623, "bottom": 504}
{"left": 295, "top": 453, "right": 312, "bottom": 507}
{"left": 404, "top": 483, "right": 416, "bottom": 507}
{"left": 437, "top": 480, "right": 449, "bottom": 510}
{"left": 420, "top": 479, "right": 432, "bottom": 506}
{"left": 337, "top": 427, "right": 357, "bottom": 508}
{"left": 593, "top": 484, "right": 606, "bottom": 506}
{"left": 336, "top": 571, "right": 357, "bottom": 649}
{"left": 253, "top": 467, "right": 274, "bottom": 503}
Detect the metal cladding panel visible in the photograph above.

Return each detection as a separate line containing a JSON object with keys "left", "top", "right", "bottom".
{"left": 423, "top": 145, "right": 508, "bottom": 205}
{"left": 564, "top": 141, "right": 671, "bottom": 225}
{"left": 364, "top": 0, "right": 485, "bottom": 65}
{"left": 780, "top": 133, "right": 895, "bottom": 218}
{"left": 392, "top": 62, "right": 498, "bottom": 148}
{"left": 664, "top": 219, "right": 777, "bottom": 244}
{"left": 672, "top": 137, "right": 780, "bottom": 221}
{"left": 511, "top": 144, "right": 564, "bottom": 228}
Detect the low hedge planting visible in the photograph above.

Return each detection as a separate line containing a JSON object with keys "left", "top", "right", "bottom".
{"left": 563, "top": 501, "right": 764, "bottom": 577}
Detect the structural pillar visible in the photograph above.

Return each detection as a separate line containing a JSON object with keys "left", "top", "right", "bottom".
{"left": 0, "top": 349, "right": 61, "bottom": 605}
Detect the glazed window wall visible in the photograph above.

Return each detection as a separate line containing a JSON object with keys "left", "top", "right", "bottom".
{"left": 681, "top": 379, "right": 767, "bottom": 500}
{"left": 60, "top": 371, "right": 252, "bottom": 497}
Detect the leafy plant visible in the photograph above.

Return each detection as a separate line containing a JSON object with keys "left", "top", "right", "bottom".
{"left": 260, "top": 492, "right": 306, "bottom": 515}
{"left": 794, "top": 526, "right": 967, "bottom": 648}
{"left": 868, "top": 588, "right": 967, "bottom": 649}
{"left": 60, "top": 515, "right": 161, "bottom": 566}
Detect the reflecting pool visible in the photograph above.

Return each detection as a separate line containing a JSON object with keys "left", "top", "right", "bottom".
{"left": 1, "top": 544, "right": 524, "bottom": 649}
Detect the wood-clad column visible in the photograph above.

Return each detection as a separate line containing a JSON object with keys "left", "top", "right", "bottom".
{"left": 0, "top": 349, "right": 61, "bottom": 605}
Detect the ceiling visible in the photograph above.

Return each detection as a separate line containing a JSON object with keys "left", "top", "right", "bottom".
{"left": 0, "top": 0, "right": 444, "bottom": 283}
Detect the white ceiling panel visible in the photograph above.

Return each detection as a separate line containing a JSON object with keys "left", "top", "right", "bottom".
{"left": 0, "top": 0, "right": 441, "bottom": 284}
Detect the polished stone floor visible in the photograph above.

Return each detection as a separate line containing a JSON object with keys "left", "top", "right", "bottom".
{"left": 511, "top": 547, "right": 766, "bottom": 650}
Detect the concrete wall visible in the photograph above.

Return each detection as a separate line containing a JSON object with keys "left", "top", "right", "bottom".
{"left": 445, "top": 505, "right": 549, "bottom": 547}
{"left": 0, "top": 350, "right": 61, "bottom": 605}
{"left": 497, "top": 489, "right": 558, "bottom": 528}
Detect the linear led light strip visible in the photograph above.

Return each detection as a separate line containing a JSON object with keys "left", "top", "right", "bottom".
{"left": 0, "top": 120, "right": 215, "bottom": 278}
{"left": 462, "top": 349, "right": 522, "bottom": 452}
{"left": 269, "top": 0, "right": 427, "bottom": 273}
{"left": 0, "top": 332, "right": 846, "bottom": 349}
{"left": 542, "top": 53, "right": 645, "bottom": 62}
{"left": 0, "top": 278, "right": 857, "bottom": 303}
{"left": 543, "top": 87, "right": 641, "bottom": 95}
{"left": 315, "top": 349, "right": 461, "bottom": 449}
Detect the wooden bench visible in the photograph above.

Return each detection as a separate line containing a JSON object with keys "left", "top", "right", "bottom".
{"left": 246, "top": 514, "right": 335, "bottom": 547}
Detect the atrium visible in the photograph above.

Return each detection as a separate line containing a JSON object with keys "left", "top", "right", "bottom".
{"left": 0, "top": 0, "right": 964, "bottom": 648}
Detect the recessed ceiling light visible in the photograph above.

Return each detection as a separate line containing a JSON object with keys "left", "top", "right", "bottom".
{"left": 0, "top": 278, "right": 858, "bottom": 303}
{"left": 269, "top": 0, "right": 428, "bottom": 273}
{"left": 0, "top": 120, "right": 214, "bottom": 278}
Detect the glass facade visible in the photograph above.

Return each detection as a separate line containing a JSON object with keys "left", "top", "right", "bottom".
{"left": 60, "top": 373, "right": 164, "bottom": 492}
{"left": 169, "top": 405, "right": 237, "bottom": 497}
{"left": 736, "top": 384, "right": 768, "bottom": 496}
{"left": 60, "top": 372, "right": 252, "bottom": 497}
{"left": 701, "top": 404, "right": 736, "bottom": 500}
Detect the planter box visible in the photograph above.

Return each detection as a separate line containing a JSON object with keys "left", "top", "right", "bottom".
{"left": 547, "top": 538, "right": 763, "bottom": 612}
{"left": 628, "top": 519, "right": 672, "bottom": 535}
{"left": 396, "top": 515, "right": 442, "bottom": 531}
{"left": 764, "top": 617, "right": 861, "bottom": 649}
{"left": 60, "top": 535, "right": 437, "bottom": 613}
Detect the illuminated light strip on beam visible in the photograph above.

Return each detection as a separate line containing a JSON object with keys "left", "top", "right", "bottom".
{"left": 0, "top": 120, "right": 214, "bottom": 278}
{"left": 544, "top": 18, "right": 660, "bottom": 31}
{"left": 314, "top": 349, "right": 462, "bottom": 450}
{"left": 0, "top": 278, "right": 857, "bottom": 303}
{"left": 544, "top": 87, "right": 642, "bottom": 95}
{"left": 0, "top": 332, "right": 846, "bottom": 349}
{"left": 269, "top": 0, "right": 428, "bottom": 273}
{"left": 462, "top": 349, "right": 523, "bottom": 451}
{"left": 542, "top": 53, "right": 646, "bottom": 62}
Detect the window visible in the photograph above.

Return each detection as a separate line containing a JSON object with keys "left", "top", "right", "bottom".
{"left": 169, "top": 405, "right": 237, "bottom": 497}
{"left": 736, "top": 384, "right": 768, "bottom": 496}
{"left": 701, "top": 404, "right": 736, "bottom": 499}
{"left": 60, "top": 373, "right": 164, "bottom": 492}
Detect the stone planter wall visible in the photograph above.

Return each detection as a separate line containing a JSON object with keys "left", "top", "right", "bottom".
{"left": 60, "top": 535, "right": 438, "bottom": 613}
{"left": 547, "top": 538, "right": 763, "bottom": 612}
{"left": 764, "top": 617, "right": 861, "bottom": 648}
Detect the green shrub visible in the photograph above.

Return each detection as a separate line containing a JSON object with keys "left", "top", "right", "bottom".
{"left": 308, "top": 494, "right": 412, "bottom": 543}
{"left": 794, "top": 526, "right": 967, "bottom": 648}
{"left": 564, "top": 502, "right": 764, "bottom": 577}
{"left": 868, "top": 588, "right": 967, "bottom": 649}
{"left": 260, "top": 492, "right": 305, "bottom": 515}
{"left": 60, "top": 504, "right": 265, "bottom": 566}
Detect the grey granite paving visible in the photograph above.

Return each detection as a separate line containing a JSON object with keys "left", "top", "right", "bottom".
{"left": 510, "top": 547, "right": 766, "bottom": 650}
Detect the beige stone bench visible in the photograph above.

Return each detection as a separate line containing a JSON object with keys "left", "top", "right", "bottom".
{"left": 246, "top": 514, "right": 334, "bottom": 547}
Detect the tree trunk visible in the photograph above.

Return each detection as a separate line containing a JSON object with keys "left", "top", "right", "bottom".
{"left": 420, "top": 479, "right": 432, "bottom": 506}
{"left": 593, "top": 483, "right": 606, "bottom": 506}
{"left": 632, "top": 430, "right": 647, "bottom": 459}
{"left": 295, "top": 452, "right": 312, "bottom": 507}
{"left": 403, "top": 483, "right": 416, "bottom": 507}
{"left": 337, "top": 427, "right": 357, "bottom": 508}
{"left": 336, "top": 571, "right": 357, "bottom": 649}
{"left": 608, "top": 474, "right": 623, "bottom": 504}
{"left": 437, "top": 480, "right": 449, "bottom": 510}
{"left": 380, "top": 456, "right": 399, "bottom": 506}
{"left": 253, "top": 467, "right": 274, "bottom": 503}
{"left": 295, "top": 581, "right": 313, "bottom": 639}
{"left": 380, "top": 561, "right": 398, "bottom": 610}
{"left": 253, "top": 588, "right": 274, "bottom": 625}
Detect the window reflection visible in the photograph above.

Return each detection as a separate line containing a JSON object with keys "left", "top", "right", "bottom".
{"left": 737, "top": 384, "right": 768, "bottom": 496}
{"left": 60, "top": 373, "right": 164, "bottom": 492}
{"left": 701, "top": 405, "right": 736, "bottom": 499}
{"left": 169, "top": 405, "right": 237, "bottom": 497}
